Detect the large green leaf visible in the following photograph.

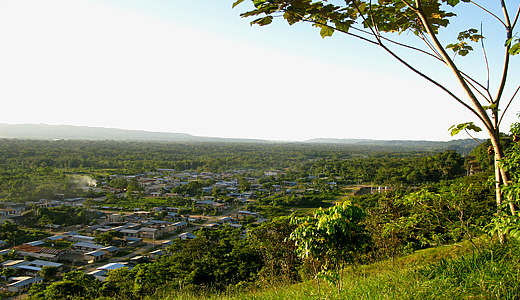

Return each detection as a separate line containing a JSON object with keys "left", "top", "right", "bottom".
{"left": 506, "top": 36, "right": 520, "bottom": 55}
{"left": 446, "top": 29, "right": 483, "bottom": 56}
{"left": 448, "top": 122, "right": 482, "bottom": 136}
{"left": 251, "top": 16, "right": 273, "bottom": 26}
{"left": 320, "top": 26, "right": 334, "bottom": 38}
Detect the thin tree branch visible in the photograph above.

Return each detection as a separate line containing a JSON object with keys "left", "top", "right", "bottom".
{"left": 352, "top": 0, "right": 383, "bottom": 44}
{"left": 498, "top": 84, "right": 520, "bottom": 127}
{"left": 283, "top": 9, "right": 381, "bottom": 46}
{"left": 280, "top": 1, "right": 497, "bottom": 133}
{"left": 376, "top": 42, "right": 478, "bottom": 117}
{"left": 463, "top": 74, "right": 492, "bottom": 105}
{"left": 302, "top": 20, "right": 380, "bottom": 45}
{"left": 494, "top": 0, "right": 513, "bottom": 105}
{"left": 400, "top": 0, "right": 419, "bottom": 13}
{"left": 411, "top": 0, "right": 494, "bottom": 132}
{"left": 288, "top": 3, "right": 445, "bottom": 62}
{"left": 417, "top": 31, "right": 443, "bottom": 59}
{"left": 501, "top": 0, "right": 513, "bottom": 28}
{"left": 464, "top": 128, "right": 486, "bottom": 148}
{"left": 367, "top": 0, "right": 383, "bottom": 43}
{"left": 349, "top": 26, "right": 442, "bottom": 60}
{"left": 470, "top": 1, "right": 507, "bottom": 27}
{"left": 306, "top": 19, "right": 480, "bottom": 120}
{"left": 512, "top": 4, "right": 520, "bottom": 29}
{"left": 480, "top": 22, "right": 491, "bottom": 96}
{"left": 460, "top": 71, "right": 491, "bottom": 102}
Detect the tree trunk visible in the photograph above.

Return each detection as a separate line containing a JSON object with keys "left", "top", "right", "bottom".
{"left": 414, "top": 4, "right": 515, "bottom": 243}
{"left": 488, "top": 129, "right": 516, "bottom": 215}
{"left": 488, "top": 126, "right": 517, "bottom": 243}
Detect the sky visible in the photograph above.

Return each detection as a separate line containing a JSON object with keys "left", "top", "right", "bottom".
{"left": 0, "top": 0, "right": 518, "bottom": 142}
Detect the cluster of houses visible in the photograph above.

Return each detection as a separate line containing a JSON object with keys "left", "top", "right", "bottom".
{"left": 0, "top": 216, "right": 192, "bottom": 265}
{"left": 0, "top": 169, "right": 284, "bottom": 295}
{"left": 0, "top": 220, "right": 192, "bottom": 292}
{"left": 0, "top": 165, "right": 350, "bottom": 298}
{"left": 101, "top": 169, "right": 260, "bottom": 198}
{"left": 104, "top": 169, "right": 331, "bottom": 205}
{"left": 0, "top": 169, "right": 263, "bottom": 219}
{"left": 1, "top": 222, "right": 252, "bottom": 292}
{"left": 1, "top": 167, "right": 330, "bottom": 226}
{"left": 0, "top": 202, "right": 26, "bottom": 217}
{"left": 86, "top": 219, "right": 188, "bottom": 239}
{"left": 1, "top": 259, "right": 62, "bottom": 292}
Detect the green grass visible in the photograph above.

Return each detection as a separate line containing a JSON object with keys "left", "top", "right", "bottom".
{"left": 44, "top": 240, "right": 73, "bottom": 249}
{"left": 143, "top": 239, "right": 520, "bottom": 300}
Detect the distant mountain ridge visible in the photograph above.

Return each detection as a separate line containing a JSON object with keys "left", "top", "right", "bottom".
{"left": 0, "top": 123, "right": 267, "bottom": 143}
{"left": 0, "top": 123, "right": 484, "bottom": 152}
{"left": 305, "top": 137, "right": 484, "bottom": 155}
{"left": 305, "top": 137, "right": 483, "bottom": 147}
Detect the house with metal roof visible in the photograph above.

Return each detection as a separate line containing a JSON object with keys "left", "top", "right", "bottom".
{"left": 178, "top": 232, "right": 196, "bottom": 240}
{"left": 124, "top": 237, "right": 144, "bottom": 247}
{"left": 138, "top": 227, "right": 158, "bottom": 239}
{"left": 173, "top": 221, "right": 188, "bottom": 230}
{"left": 45, "top": 235, "right": 65, "bottom": 242}
{"left": 68, "top": 234, "right": 96, "bottom": 243}
{"left": 100, "top": 246, "right": 120, "bottom": 255}
{"left": 24, "top": 259, "right": 63, "bottom": 270}
{"left": 96, "top": 262, "right": 130, "bottom": 271}
{"left": 25, "top": 240, "right": 44, "bottom": 247}
{"left": 7, "top": 276, "right": 44, "bottom": 293}
{"left": 71, "top": 242, "right": 105, "bottom": 252}
{"left": 149, "top": 249, "right": 164, "bottom": 260}
{"left": 1, "top": 260, "right": 25, "bottom": 269}
{"left": 161, "top": 240, "right": 174, "bottom": 248}
{"left": 120, "top": 229, "right": 140, "bottom": 237}
{"left": 84, "top": 250, "right": 107, "bottom": 262}
{"left": 13, "top": 244, "right": 62, "bottom": 261}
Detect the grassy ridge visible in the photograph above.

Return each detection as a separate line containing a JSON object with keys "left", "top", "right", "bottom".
{"left": 144, "top": 239, "right": 520, "bottom": 300}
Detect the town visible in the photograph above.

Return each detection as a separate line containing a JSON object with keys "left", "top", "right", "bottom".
{"left": 0, "top": 168, "right": 343, "bottom": 296}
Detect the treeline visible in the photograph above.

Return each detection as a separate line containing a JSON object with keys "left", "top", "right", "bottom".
{"left": 21, "top": 206, "right": 97, "bottom": 228}
{"left": 301, "top": 150, "right": 467, "bottom": 185}
{"left": 0, "top": 139, "right": 479, "bottom": 202}
{"left": 0, "top": 222, "right": 50, "bottom": 248}
{"left": 0, "top": 139, "right": 471, "bottom": 173}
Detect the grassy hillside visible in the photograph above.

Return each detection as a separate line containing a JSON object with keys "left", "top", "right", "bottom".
{"left": 145, "top": 238, "right": 520, "bottom": 300}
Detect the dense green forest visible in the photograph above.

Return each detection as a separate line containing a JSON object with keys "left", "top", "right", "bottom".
{"left": 0, "top": 139, "right": 483, "bottom": 203}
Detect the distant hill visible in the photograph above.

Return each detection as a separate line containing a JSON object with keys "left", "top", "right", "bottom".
{"left": 305, "top": 137, "right": 485, "bottom": 155}
{"left": 305, "top": 137, "right": 484, "bottom": 147}
{"left": 0, "top": 123, "right": 267, "bottom": 143}
{"left": 0, "top": 123, "right": 484, "bottom": 154}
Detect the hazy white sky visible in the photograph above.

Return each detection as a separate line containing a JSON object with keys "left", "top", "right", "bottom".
{"left": 0, "top": 0, "right": 518, "bottom": 141}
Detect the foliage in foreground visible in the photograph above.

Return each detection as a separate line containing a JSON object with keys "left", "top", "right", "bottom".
{"left": 148, "top": 240, "right": 520, "bottom": 300}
